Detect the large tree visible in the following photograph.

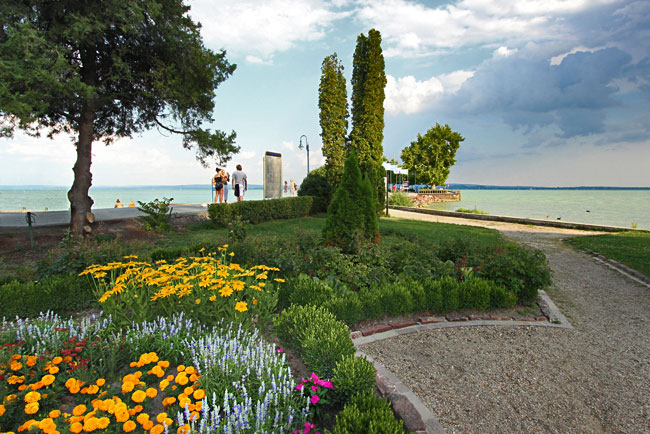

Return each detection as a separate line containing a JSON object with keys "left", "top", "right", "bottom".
{"left": 318, "top": 53, "right": 348, "bottom": 187}
{"left": 349, "top": 29, "right": 386, "bottom": 213}
{"left": 401, "top": 123, "right": 464, "bottom": 186}
{"left": 0, "top": 0, "right": 238, "bottom": 235}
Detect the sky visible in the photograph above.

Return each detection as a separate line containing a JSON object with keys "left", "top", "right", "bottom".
{"left": 1, "top": 0, "right": 649, "bottom": 187}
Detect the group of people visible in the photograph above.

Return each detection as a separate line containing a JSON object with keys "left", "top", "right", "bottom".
{"left": 284, "top": 180, "right": 298, "bottom": 197}
{"left": 114, "top": 199, "right": 135, "bottom": 208}
{"left": 212, "top": 164, "right": 247, "bottom": 203}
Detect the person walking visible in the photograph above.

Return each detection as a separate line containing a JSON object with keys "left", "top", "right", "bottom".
{"left": 232, "top": 164, "right": 247, "bottom": 202}
{"left": 284, "top": 180, "right": 289, "bottom": 197}
{"left": 212, "top": 167, "right": 227, "bottom": 203}
{"left": 289, "top": 179, "right": 296, "bottom": 197}
{"left": 222, "top": 169, "right": 230, "bottom": 203}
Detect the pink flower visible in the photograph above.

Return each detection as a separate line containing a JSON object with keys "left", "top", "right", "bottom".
{"left": 276, "top": 348, "right": 283, "bottom": 353}
{"left": 310, "top": 395, "right": 320, "bottom": 405}
{"left": 320, "top": 380, "right": 333, "bottom": 389}
{"left": 296, "top": 384, "right": 304, "bottom": 391}
{"left": 310, "top": 373, "right": 319, "bottom": 382}
{"left": 311, "top": 385, "right": 318, "bottom": 392}
{"left": 303, "top": 422, "right": 315, "bottom": 433}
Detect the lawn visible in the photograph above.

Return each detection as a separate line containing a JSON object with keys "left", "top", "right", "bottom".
{"left": 564, "top": 231, "right": 650, "bottom": 278}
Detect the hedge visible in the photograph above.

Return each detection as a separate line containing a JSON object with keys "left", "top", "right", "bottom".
{"left": 208, "top": 196, "right": 314, "bottom": 226}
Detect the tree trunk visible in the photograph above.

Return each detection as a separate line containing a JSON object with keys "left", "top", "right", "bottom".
{"left": 68, "top": 49, "right": 96, "bottom": 236}
{"left": 68, "top": 109, "right": 94, "bottom": 235}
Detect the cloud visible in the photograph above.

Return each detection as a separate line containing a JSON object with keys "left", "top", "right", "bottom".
{"left": 449, "top": 47, "right": 634, "bottom": 137}
{"left": 384, "top": 70, "right": 473, "bottom": 115}
{"left": 188, "top": 0, "right": 349, "bottom": 63}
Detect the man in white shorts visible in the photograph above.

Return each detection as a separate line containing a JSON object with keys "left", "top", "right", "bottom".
{"left": 232, "top": 164, "right": 247, "bottom": 202}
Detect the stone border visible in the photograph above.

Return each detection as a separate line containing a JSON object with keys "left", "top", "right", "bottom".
{"left": 589, "top": 254, "right": 650, "bottom": 288}
{"left": 389, "top": 205, "right": 643, "bottom": 233}
{"left": 352, "top": 292, "right": 571, "bottom": 433}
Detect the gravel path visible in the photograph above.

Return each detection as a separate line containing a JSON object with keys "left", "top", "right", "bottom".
{"left": 360, "top": 210, "right": 650, "bottom": 433}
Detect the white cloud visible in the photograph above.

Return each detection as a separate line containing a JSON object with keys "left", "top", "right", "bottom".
{"left": 550, "top": 45, "right": 596, "bottom": 65}
{"left": 281, "top": 140, "right": 296, "bottom": 150}
{"left": 188, "top": 0, "right": 349, "bottom": 63}
{"left": 494, "top": 46, "right": 518, "bottom": 57}
{"left": 385, "top": 70, "right": 473, "bottom": 115}
{"left": 355, "top": 0, "right": 616, "bottom": 58}
{"left": 238, "top": 151, "right": 256, "bottom": 160}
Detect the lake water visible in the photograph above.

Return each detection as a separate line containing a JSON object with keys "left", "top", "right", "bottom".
{"left": 1, "top": 187, "right": 648, "bottom": 230}
{"left": 428, "top": 189, "right": 649, "bottom": 230}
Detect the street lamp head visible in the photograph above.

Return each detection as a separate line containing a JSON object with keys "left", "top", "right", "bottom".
{"left": 298, "top": 143, "right": 304, "bottom": 151}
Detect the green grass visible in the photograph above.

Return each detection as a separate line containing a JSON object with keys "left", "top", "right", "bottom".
{"left": 379, "top": 217, "right": 504, "bottom": 245}
{"left": 156, "top": 214, "right": 504, "bottom": 251}
{"left": 564, "top": 231, "right": 650, "bottom": 277}
{"left": 456, "top": 207, "right": 489, "bottom": 215}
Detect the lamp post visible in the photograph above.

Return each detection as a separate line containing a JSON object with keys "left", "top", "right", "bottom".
{"left": 298, "top": 135, "right": 310, "bottom": 174}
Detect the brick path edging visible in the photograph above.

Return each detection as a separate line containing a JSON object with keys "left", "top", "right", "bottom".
{"left": 351, "top": 290, "right": 571, "bottom": 433}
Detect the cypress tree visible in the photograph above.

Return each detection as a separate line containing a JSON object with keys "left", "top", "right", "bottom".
{"left": 319, "top": 53, "right": 349, "bottom": 187}
{"left": 323, "top": 150, "right": 378, "bottom": 253}
{"left": 350, "top": 29, "right": 387, "bottom": 213}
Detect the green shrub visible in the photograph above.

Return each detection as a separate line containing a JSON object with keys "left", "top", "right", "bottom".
{"left": 274, "top": 305, "right": 355, "bottom": 378}
{"left": 0, "top": 274, "right": 94, "bottom": 318}
{"left": 332, "top": 355, "right": 376, "bottom": 405}
{"left": 328, "top": 391, "right": 404, "bottom": 434}
{"left": 287, "top": 275, "right": 335, "bottom": 307}
{"left": 137, "top": 197, "right": 174, "bottom": 232}
{"left": 379, "top": 281, "right": 414, "bottom": 316}
{"left": 325, "top": 292, "right": 364, "bottom": 325}
{"left": 477, "top": 245, "right": 551, "bottom": 304}
{"left": 323, "top": 151, "right": 378, "bottom": 254}
{"left": 358, "top": 286, "right": 385, "bottom": 320}
{"left": 456, "top": 207, "right": 489, "bottom": 214}
{"left": 208, "top": 197, "right": 313, "bottom": 227}
{"left": 490, "top": 283, "right": 517, "bottom": 308}
{"left": 298, "top": 166, "right": 333, "bottom": 213}
{"left": 422, "top": 277, "right": 444, "bottom": 312}
{"left": 150, "top": 246, "right": 187, "bottom": 262}
{"left": 388, "top": 191, "right": 413, "bottom": 206}
{"left": 438, "top": 276, "right": 460, "bottom": 312}
{"left": 458, "top": 276, "right": 491, "bottom": 309}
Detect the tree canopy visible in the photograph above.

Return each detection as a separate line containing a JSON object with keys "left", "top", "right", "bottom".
{"left": 0, "top": 0, "right": 237, "bottom": 233}
{"left": 401, "top": 123, "right": 464, "bottom": 186}
{"left": 318, "top": 53, "right": 348, "bottom": 187}
{"left": 349, "top": 29, "right": 386, "bottom": 213}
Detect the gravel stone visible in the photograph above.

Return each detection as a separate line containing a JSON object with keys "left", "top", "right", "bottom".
{"left": 360, "top": 210, "right": 650, "bottom": 434}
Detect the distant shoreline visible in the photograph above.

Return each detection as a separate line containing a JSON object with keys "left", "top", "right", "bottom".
{"left": 1, "top": 184, "right": 649, "bottom": 191}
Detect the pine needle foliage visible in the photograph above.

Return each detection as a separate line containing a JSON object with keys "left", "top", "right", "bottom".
{"left": 323, "top": 151, "right": 379, "bottom": 253}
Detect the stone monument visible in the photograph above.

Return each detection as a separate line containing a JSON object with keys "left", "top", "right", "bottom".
{"left": 263, "top": 151, "right": 282, "bottom": 199}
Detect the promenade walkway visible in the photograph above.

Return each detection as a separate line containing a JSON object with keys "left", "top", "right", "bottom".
{"left": 0, "top": 204, "right": 208, "bottom": 228}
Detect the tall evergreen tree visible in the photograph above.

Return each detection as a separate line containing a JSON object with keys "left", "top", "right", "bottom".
{"left": 0, "top": 0, "right": 237, "bottom": 235}
{"left": 349, "top": 29, "right": 387, "bottom": 213}
{"left": 323, "top": 150, "right": 378, "bottom": 253}
{"left": 318, "top": 53, "right": 348, "bottom": 187}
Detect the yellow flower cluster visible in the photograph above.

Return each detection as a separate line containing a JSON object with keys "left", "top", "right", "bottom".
{"left": 1, "top": 351, "right": 205, "bottom": 434}
{"left": 80, "top": 247, "right": 281, "bottom": 321}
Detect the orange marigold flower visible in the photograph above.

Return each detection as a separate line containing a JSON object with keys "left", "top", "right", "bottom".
{"left": 131, "top": 390, "right": 146, "bottom": 403}
{"left": 177, "top": 424, "right": 191, "bottom": 434}
{"left": 177, "top": 365, "right": 186, "bottom": 372}
{"left": 41, "top": 374, "right": 55, "bottom": 386}
{"left": 150, "top": 424, "right": 164, "bottom": 434}
{"left": 48, "top": 366, "right": 59, "bottom": 374}
{"left": 18, "top": 384, "right": 28, "bottom": 391}
{"left": 25, "top": 402, "right": 39, "bottom": 414}
{"left": 70, "top": 422, "right": 83, "bottom": 433}
{"left": 184, "top": 366, "right": 195, "bottom": 375}
{"left": 159, "top": 379, "right": 170, "bottom": 391}
{"left": 0, "top": 404, "right": 5, "bottom": 417}
{"left": 116, "top": 409, "right": 130, "bottom": 423}
{"left": 142, "top": 420, "right": 154, "bottom": 430}
{"left": 96, "top": 378, "right": 106, "bottom": 387}
{"left": 123, "top": 420, "right": 136, "bottom": 432}
{"left": 193, "top": 389, "right": 206, "bottom": 400}
{"left": 73, "top": 404, "right": 87, "bottom": 416}
{"left": 136, "top": 413, "right": 150, "bottom": 424}
{"left": 52, "top": 356, "right": 63, "bottom": 365}
{"left": 162, "top": 397, "right": 176, "bottom": 407}
{"left": 69, "top": 385, "right": 81, "bottom": 394}
{"left": 49, "top": 409, "right": 61, "bottom": 418}
{"left": 183, "top": 386, "right": 194, "bottom": 395}
{"left": 24, "top": 391, "right": 41, "bottom": 403}
{"left": 146, "top": 388, "right": 158, "bottom": 398}
{"left": 121, "top": 382, "right": 135, "bottom": 394}
{"left": 175, "top": 373, "right": 189, "bottom": 386}
{"left": 83, "top": 417, "right": 100, "bottom": 432}
{"left": 189, "top": 373, "right": 199, "bottom": 382}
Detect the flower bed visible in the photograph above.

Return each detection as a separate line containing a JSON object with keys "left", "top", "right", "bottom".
{"left": 0, "top": 313, "right": 314, "bottom": 433}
